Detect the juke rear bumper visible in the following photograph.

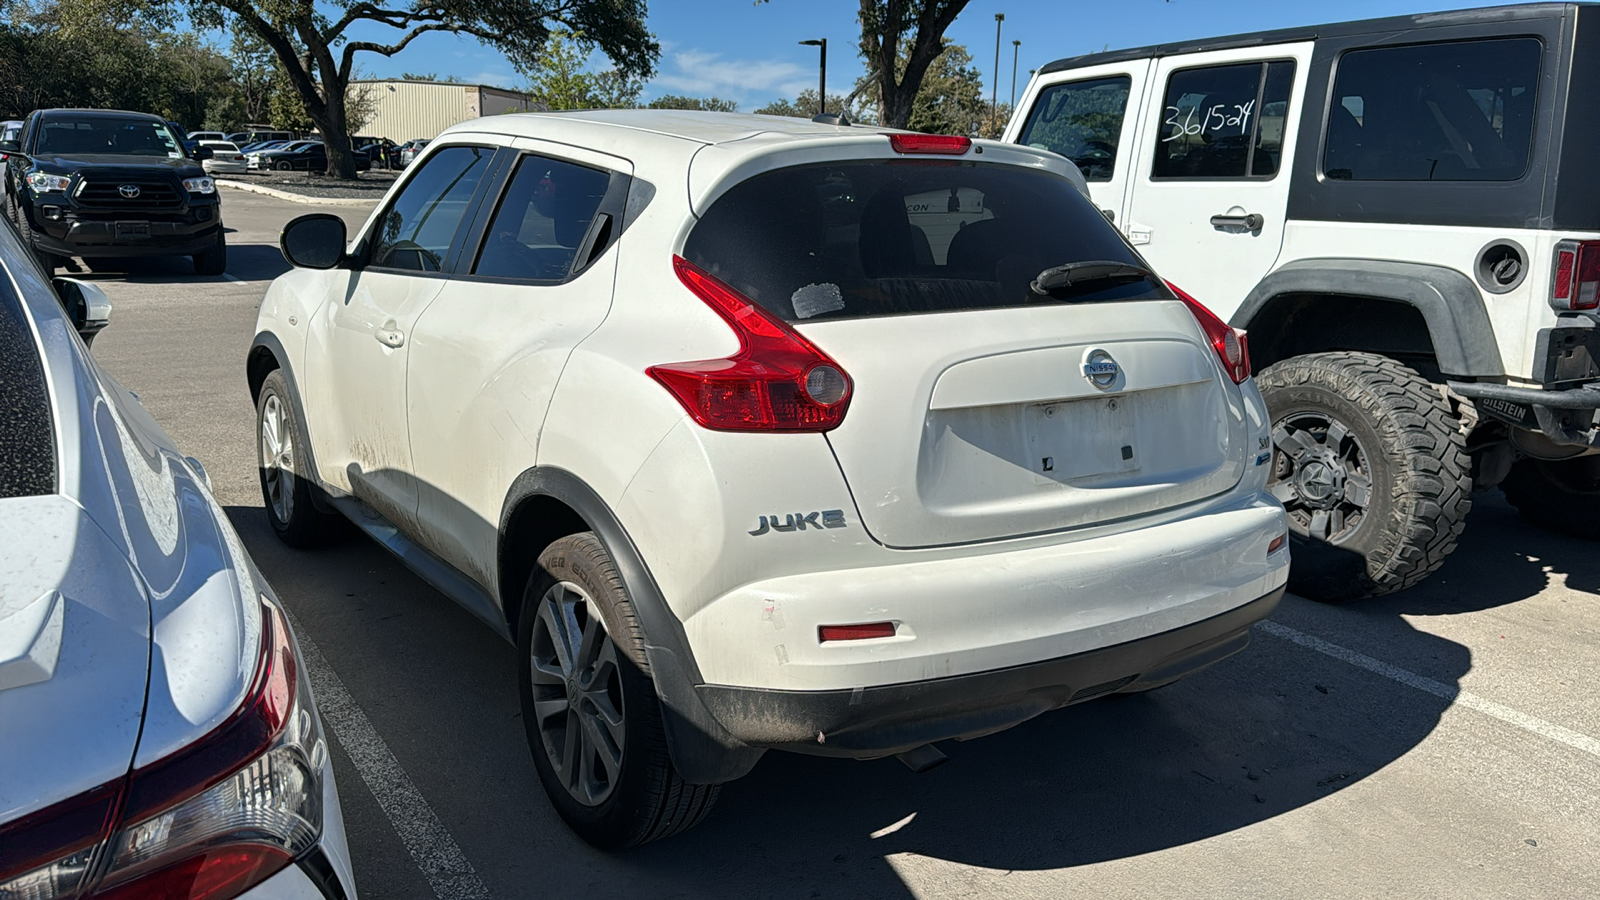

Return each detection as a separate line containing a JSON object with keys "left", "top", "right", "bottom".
{"left": 696, "top": 586, "right": 1283, "bottom": 758}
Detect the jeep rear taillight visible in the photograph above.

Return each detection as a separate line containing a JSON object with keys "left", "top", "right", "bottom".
{"left": 1166, "top": 281, "right": 1251, "bottom": 384}
{"left": 649, "top": 256, "right": 853, "bottom": 432}
{"left": 1552, "top": 240, "right": 1600, "bottom": 312}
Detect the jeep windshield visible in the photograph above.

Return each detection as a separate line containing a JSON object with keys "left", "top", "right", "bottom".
{"left": 683, "top": 160, "right": 1165, "bottom": 322}
{"left": 34, "top": 116, "right": 185, "bottom": 158}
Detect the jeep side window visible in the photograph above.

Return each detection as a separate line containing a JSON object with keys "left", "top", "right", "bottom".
{"left": 1323, "top": 38, "right": 1540, "bottom": 182}
{"left": 472, "top": 154, "right": 612, "bottom": 281}
{"left": 1153, "top": 60, "right": 1296, "bottom": 179}
{"left": 1016, "top": 76, "right": 1132, "bottom": 182}
{"left": 369, "top": 145, "right": 493, "bottom": 273}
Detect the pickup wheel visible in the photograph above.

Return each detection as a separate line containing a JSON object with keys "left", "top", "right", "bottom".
{"left": 1257, "top": 352, "right": 1471, "bottom": 602}
{"left": 518, "top": 533, "right": 718, "bottom": 849}
{"left": 193, "top": 232, "right": 227, "bottom": 276}
{"left": 1501, "top": 455, "right": 1600, "bottom": 537}
{"left": 255, "top": 370, "right": 342, "bottom": 547}
{"left": 9, "top": 194, "right": 60, "bottom": 274}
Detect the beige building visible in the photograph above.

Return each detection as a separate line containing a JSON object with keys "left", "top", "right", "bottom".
{"left": 353, "top": 80, "right": 539, "bottom": 142}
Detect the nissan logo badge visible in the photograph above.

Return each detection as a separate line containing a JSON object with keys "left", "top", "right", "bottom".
{"left": 1082, "top": 349, "right": 1120, "bottom": 388}
{"left": 118, "top": 184, "right": 140, "bottom": 199}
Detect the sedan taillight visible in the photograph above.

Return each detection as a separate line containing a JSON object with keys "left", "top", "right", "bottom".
{"left": 0, "top": 597, "right": 325, "bottom": 900}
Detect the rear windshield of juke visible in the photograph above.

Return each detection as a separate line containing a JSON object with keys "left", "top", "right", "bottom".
{"left": 683, "top": 160, "right": 1166, "bottom": 323}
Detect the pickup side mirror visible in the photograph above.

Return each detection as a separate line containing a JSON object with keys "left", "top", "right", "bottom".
{"left": 53, "top": 277, "right": 112, "bottom": 348}
{"left": 193, "top": 145, "right": 214, "bottom": 161}
{"left": 281, "top": 213, "right": 348, "bottom": 269}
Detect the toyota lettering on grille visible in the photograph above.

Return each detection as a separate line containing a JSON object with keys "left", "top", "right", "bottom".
{"left": 118, "top": 184, "right": 141, "bottom": 199}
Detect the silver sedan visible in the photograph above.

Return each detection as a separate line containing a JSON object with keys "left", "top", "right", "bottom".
{"left": 0, "top": 211, "right": 358, "bottom": 898}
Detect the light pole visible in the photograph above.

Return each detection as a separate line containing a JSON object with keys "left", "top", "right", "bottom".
{"left": 800, "top": 39, "right": 826, "bottom": 117}
{"left": 1011, "top": 40, "right": 1021, "bottom": 111}
{"left": 991, "top": 13, "right": 1004, "bottom": 134}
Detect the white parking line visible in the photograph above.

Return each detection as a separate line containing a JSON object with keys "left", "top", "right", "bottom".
{"left": 1258, "top": 619, "right": 1600, "bottom": 760}
{"left": 222, "top": 273, "right": 244, "bottom": 283}
{"left": 292, "top": 620, "right": 492, "bottom": 899}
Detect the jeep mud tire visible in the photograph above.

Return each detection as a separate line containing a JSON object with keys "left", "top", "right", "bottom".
{"left": 1257, "top": 352, "right": 1472, "bottom": 602}
{"left": 1501, "top": 455, "right": 1600, "bottom": 537}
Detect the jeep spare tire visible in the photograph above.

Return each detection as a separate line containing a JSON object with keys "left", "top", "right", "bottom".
{"left": 1257, "top": 352, "right": 1471, "bottom": 602}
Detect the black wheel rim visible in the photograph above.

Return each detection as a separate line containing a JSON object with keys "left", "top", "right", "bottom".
{"left": 528, "top": 581, "right": 626, "bottom": 807}
{"left": 1268, "top": 412, "right": 1375, "bottom": 543}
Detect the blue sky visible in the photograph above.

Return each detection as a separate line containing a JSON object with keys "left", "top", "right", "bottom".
{"left": 346, "top": 0, "right": 1544, "bottom": 109}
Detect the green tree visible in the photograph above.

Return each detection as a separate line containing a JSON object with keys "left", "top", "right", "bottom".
{"left": 646, "top": 94, "right": 737, "bottom": 112}
{"left": 523, "top": 29, "right": 644, "bottom": 110}
{"left": 753, "top": 89, "right": 866, "bottom": 121}
{"left": 67, "top": 0, "right": 658, "bottom": 178}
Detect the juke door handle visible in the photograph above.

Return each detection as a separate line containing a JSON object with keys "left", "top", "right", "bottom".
{"left": 1210, "top": 211, "right": 1265, "bottom": 231}
{"left": 374, "top": 320, "right": 406, "bottom": 348}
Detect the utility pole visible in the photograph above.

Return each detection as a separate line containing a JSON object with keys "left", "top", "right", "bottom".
{"left": 991, "top": 13, "right": 1005, "bottom": 134}
{"left": 1011, "top": 39, "right": 1021, "bottom": 111}
{"left": 800, "top": 39, "right": 827, "bottom": 117}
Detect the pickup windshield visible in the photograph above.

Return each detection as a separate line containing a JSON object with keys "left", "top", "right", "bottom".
{"left": 34, "top": 116, "right": 185, "bottom": 158}
{"left": 683, "top": 160, "right": 1165, "bottom": 322}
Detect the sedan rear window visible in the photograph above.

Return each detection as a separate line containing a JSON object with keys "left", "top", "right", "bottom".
{"left": 683, "top": 161, "right": 1162, "bottom": 322}
{"left": 0, "top": 257, "right": 56, "bottom": 498}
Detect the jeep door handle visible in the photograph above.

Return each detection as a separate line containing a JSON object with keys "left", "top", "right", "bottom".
{"left": 1210, "top": 212, "right": 1264, "bottom": 231}
{"left": 374, "top": 321, "right": 405, "bottom": 348}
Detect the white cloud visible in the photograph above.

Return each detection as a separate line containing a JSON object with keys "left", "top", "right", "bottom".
{"left": 648, "top": 49, "right": 815, "bottom": 102}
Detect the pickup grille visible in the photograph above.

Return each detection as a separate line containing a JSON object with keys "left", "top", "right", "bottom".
{"left": 74, "top": 176, "right": 183, "bottom": 210}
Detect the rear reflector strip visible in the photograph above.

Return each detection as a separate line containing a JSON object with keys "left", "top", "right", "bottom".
{"left": 818, "top": 622, "right": 897, "bottom": 642}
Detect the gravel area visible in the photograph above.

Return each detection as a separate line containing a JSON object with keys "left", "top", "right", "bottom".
{"left": 222, "top": 169, "right": 400, "bottom": 200}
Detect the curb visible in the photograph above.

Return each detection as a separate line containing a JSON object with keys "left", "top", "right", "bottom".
{"left": 217, "top": 179, "right": 381, "bottom": 207}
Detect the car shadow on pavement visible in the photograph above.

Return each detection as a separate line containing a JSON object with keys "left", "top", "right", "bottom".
{"left": 223, "top": 492, "right": 1472, "bottom": 900}
{"left": 70, "top": 243, "right": 291, "bottom": 284}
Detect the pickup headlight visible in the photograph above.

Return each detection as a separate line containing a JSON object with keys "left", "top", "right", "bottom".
{"left": 26, "top": 171, "right": 72, "bottom": 193}
{"left": 182, "top": 176, "right": 216, "bottom": 195}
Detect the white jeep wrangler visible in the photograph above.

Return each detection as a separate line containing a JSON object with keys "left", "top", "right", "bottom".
{"left": 1009, "top": 2, "right": 1600, "bottom": 601}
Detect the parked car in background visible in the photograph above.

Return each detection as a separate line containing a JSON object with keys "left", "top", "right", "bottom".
{"left": 254, "top": 110, "right": 1289, "bottom": 849}
{"left": 0, "top": 210, "right": 359, "bottom": 900}
{"left": 357, "top": 139, "right": 399, "bottom": 169}
{"left": 187, "top": 130, "right": 226, "bottom": 143}
{"left": 1007, "top": 2, "right": 1600, "bottom": 602}
{"left": 1, "top": 108, "right": 227, "bottom": 275}
{"left": 397, "top": 138, "right": 429, "bottom": 167}
{"left": 249, "top": 140, "right": 321, "bottom": 171}
{"left": 200, "top": 139, "right": 248, "bottom": 175}
{"left": 0, "top": 120, "right": 19, "bottom": 163}
{"left": 166, "top": 121, "right": 198, "bottom": 155}
{"left": 255, "top": 140, "right": 367, "bottom": 173}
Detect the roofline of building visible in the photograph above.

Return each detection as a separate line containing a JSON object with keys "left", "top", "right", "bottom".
{"left": 351, "top": 79, "right": 529, "bottom": 95}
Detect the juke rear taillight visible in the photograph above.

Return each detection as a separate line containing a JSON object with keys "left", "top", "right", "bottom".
{"left": 1166, "top": 280, "right": 1251, "bottom": 384}
{"left": 649, "top": 256, "right": 852, "bottom": 432}
{"left": 0, "top": 597, "right": 326, "bottom": 900}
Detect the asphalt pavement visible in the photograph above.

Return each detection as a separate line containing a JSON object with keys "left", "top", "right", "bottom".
{"left": 83, "top": 186, "right": 1600, "bottom": 899}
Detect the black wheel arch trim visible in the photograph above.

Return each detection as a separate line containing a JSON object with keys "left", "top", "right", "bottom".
{"left": 498, "top": 465, "right": 765, "bottom": 785}
{"left": 1233, "top": 258, "right": 1505, "bottom": 378}
{"left": 247, "top": 330, "right": 337, "bottom": 514}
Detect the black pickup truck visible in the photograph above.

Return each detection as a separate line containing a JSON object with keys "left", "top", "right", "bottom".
{"left": 0, "top": 109, "right": 226, "bottom": 275}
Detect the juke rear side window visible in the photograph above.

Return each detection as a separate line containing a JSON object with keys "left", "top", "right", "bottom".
{"left": 683, "top": 161, "right": 1164, "bottom": 323}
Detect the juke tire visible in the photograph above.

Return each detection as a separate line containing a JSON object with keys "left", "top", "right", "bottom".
{"left": 518, "top": 533, "right": 718, "bottom": 849}
{"left": 1501, "top": 455, "right": 1600, "bottom": 537}
{"left": 255, "top": 370, "right": 343, "bottom": 548}
{"left": 1256, "top": 352, "right": 1472, "bottom": 602}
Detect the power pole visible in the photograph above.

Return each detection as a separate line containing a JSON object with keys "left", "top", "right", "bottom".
{"left": 991, "top": 13, "right": 1004, "bottom": 135}
{"left": 800, "top": 39, "right": 827, "bottom": 117}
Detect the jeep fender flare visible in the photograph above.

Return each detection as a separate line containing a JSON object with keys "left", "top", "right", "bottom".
{"left": 499, "top": 466, "right": 765, "bottom": 785}
{"left": 1232, "top": 258, "right": 1505, "bottom": 378}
